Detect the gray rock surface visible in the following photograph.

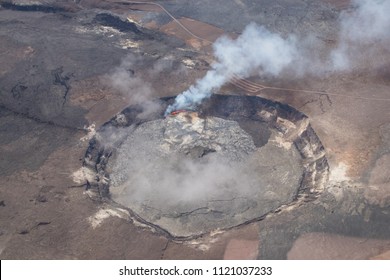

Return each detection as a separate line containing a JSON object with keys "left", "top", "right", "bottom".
{"left": 108, "top": 112, "right": 303, "bottom": 237}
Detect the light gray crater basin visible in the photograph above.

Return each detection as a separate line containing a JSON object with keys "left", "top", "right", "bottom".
{"left": 107, "top": 112, "right": 303, "bottom": 237}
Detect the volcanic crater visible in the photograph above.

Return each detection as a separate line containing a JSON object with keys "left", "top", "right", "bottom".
{"left": 84, "top": 94, "right": 329, "bottom": 238}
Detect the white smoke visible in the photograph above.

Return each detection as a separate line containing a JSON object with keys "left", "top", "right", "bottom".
{"left": 107, "top": 54, "right": 154, "bottom": 104}
{"left": 166, "top": 0, "right": 390, "bottom": 114}
{"left": 331, "top": 0, "right": 390, "bottom": 70}
{"left": 165, "top": 23, "right": 298, "bottom": 114}
{"left": 106, "top": 54, "right": 172, "bottom": 119}
{"left": 118, "top": 154, "right": 249, "bottom": 204}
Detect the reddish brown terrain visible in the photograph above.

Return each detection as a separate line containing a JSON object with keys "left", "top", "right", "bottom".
{"left": 0, "top": 0, "right": 389, "bottom": 259}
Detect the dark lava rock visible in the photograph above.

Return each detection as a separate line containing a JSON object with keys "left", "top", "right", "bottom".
{"left": 94, "top": 13, "right": 141, "bottom": 34}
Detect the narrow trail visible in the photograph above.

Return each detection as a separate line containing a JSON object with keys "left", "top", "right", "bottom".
{"left": 122, "top": 1, "right": 390, "bottom": 102}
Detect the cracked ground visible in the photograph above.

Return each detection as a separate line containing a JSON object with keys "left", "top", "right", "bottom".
{"left": 0, "top": 0, "right": 389, "bottom": 259}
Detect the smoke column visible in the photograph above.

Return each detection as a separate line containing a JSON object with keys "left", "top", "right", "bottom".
{"left": 165, "top": 23, "right": 297, "bottom": 115}
{"left": 331, "top": 0, "right": 390, "bottom": 70}
{"left": 165, "top": 0, "right": 390, "bottom": 115}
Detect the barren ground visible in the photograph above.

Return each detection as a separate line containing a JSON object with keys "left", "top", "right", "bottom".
{"left": 0, "top": 0, "right": 389, "bottom": 259}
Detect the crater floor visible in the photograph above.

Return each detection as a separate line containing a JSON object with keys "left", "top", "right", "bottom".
{"left": 108, "top": 112, "right": 303, "bottom": 237}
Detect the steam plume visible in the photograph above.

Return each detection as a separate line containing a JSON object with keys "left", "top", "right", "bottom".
{"left": 165, "top": 23, "right": 298, "bottom": 114}
{"left": 166, "top": 0, "right": 390, "bottom": 115}
{"left": 107, "top": 54, "right": 166, "bottom": 119}
{"left": 331, "top": 0, "right": 390, "bottom": 70}
{"left": 107, "top": 54, "right": 154, "bottom": 103}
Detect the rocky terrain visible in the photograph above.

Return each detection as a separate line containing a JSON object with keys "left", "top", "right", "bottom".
{"left": 0, "top": 0, "right": 389, "bottom": 259}
{"left": 89, "top": 95, "right": 322, "bottom": 238}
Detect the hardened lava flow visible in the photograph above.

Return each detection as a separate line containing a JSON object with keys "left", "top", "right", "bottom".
{"left": 83, "top": 94, "right": 329, "bottom": 239}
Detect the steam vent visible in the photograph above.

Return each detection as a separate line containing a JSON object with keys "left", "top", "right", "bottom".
{"left": 84, "top": 95, "right": 329, "bottom": 238}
